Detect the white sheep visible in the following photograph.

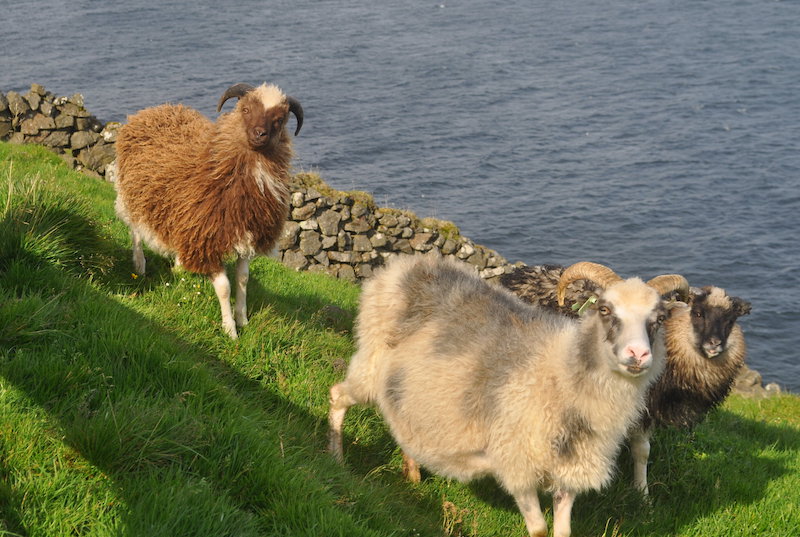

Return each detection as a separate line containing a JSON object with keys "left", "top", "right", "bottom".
{"left": 328, "top": 254, "right": 688, "bottom": 537}
{"left": 114, "top": 82, "right": 303, "bottom": 338}
{"left": 500, "top": 266, "right": 751, "bottom": 494}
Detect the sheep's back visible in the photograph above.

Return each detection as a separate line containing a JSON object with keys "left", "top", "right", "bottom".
{"left": 115, "top": 105, "right": 213, "bottom": 239}
{"left": 357, "top": 255, "right": 625, "bottom": 489}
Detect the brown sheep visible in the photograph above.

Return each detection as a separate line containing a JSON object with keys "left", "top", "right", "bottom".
{"left": 114, "top": 82, "right": 303, "bottom": 338}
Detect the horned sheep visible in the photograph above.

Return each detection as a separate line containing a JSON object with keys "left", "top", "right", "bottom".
{"left": 500, "top": 265, "right": 751, "bottom": 494}
{"left": 114, "top": 82, "right": 303, "bottom": 338}
{"left": 328, "top": 254, "right": 689, "bottom": 537}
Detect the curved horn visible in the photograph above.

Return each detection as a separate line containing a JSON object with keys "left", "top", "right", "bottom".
{"left": 557, "top": 262, "right": 623, "bottom": 306}
{"left": 286, "top": 96, "right": 304, "bottom": 136}
{"left": 646, "top": 274, "right": 690, "bottom": 301}
{"left": 216, "top": 83, "right": 256, "bottom": 113}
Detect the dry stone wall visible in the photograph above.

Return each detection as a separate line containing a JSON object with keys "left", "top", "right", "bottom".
{"left": 1, "top": 84, "right": 782, "bottom": 395}
{"left": 1, "top": 84, "right": 119, "bottom": 178}
{"left": 1, "top": 84, "right": 520, "bottom": 283}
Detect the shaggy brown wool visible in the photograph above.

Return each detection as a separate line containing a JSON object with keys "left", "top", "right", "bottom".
{"left": 115, "top": 99, "right": 293, "bottom": 275}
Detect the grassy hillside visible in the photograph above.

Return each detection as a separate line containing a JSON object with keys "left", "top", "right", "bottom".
{"left": 1, "top": 141, "right": 798, "bottom": 537}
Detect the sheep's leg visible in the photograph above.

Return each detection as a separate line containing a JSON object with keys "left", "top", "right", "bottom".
{"left": 131, "top": 230, "right": 146, "bottom": 275}
{"left": 211, "top": 270, "right": 238, "bottom": 339}
{"left": 513, "top": 489, "right": 548, "bottom": 537}
{"left": 401, "top": 451, "right": 421, "bottom": 483}
{"left": 630, "top": 428, "right": 651, "bottom": 495}
{"left": 234, "top": 256, "right": 250, "bottom": 328}
{"left": 328, "top": 382, "right": 357, "bottom": 463}
{"left": 552, "top": 489, "right": 575, "bottom": 537}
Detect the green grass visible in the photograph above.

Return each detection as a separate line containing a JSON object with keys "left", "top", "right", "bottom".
{"left": 1, "top": 141, "right": 798, "bottom": 536}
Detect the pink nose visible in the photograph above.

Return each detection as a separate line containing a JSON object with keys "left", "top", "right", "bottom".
{"left": 625, "top": 345, "right": 651, "bottom": 366}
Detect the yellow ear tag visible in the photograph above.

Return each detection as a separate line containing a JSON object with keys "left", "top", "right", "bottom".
{"left": 571, "top": 295, "right": 597, "bottom": 316}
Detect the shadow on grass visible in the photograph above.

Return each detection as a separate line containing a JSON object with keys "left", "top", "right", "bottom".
{"left": 0, "top": 208, "right": 443, "bottom": 536}
{"left": 1, "top": 196, "right": 798, "bottom": 537}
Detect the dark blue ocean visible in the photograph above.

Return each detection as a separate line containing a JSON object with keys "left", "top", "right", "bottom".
{"left": 3, "top": 0, "right": 799, "bottom": 391}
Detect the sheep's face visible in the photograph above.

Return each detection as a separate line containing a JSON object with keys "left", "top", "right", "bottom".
{"left": 238, "top": 86, "right": 290, "bottom": 151}
{"left": 689, "top": 286, "right": 751, "bottom": 358}
{"left": 593, "top": 279, "right": 669, "bottom": 378}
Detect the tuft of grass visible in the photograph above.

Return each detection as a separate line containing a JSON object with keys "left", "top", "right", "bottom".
{"left": 1, "top": 141, "right": 799, "bottom": 536}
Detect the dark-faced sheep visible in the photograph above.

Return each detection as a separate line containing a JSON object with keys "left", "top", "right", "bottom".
{"left": 500, "top": 265, "right": 751, "bottom": 494}
{"left": 114, "top": 82, "right": 303, "bottom": 338}
{"left": 328, "top": 254, "right": 689, "bottom": 537}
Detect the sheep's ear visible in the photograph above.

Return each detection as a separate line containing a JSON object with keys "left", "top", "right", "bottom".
{"left": 731, "top": 297, "right": 752, "bottom": 317}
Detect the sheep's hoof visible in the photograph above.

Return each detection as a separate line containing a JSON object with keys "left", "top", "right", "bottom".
{"left": 222, "top": 322, "right": 238, "bottom": 339}
{"left": 402, "top": 452, "right": 421, "bottom": 483}
{"left": 235, "top": 314, "right": 249, "bottom": 328}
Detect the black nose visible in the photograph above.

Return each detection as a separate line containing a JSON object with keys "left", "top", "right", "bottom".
{"left": 253, "top": 127, "right": 267, "bottom": 138}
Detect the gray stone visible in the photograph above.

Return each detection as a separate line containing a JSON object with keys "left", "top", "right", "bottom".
{"left": 282, "top": 249, "right": 309, "bottom": 271}
{"left": 25, "top": 92, "right": 41, "bottom": 111}
{"left": 400, "top": 226, "right": 413, "bottom": 239}
{"left": 337, "top": 231, "right": 352, "bottom": 249}
{"left": 41, "top": 130, "right": 71, "bottom": 148}
{"left": 328, "top": 251, "right": 356, "bottom": 264}
{"left": 55, "top": 112, "right": 75, "bottom": 129}
{"left": 352, "top": 234, "right": 373, "bottom": 252}
{"left": 291, "top": 203, "right": 316, "bottom": 221}
{"left": 397, "top": 215, "right": 412, "bottom": 227}
{"left": 394, "top": 239, "right": 414, "bottom": 254}
{"left": 299, "top": 218, "right": 318, "bottom": 231}
{"left": 410, "top": 232, "right": 434, "bottom": 251}
{"left": 291, "top": 191, "right": 305, "bottom": 207}
{"left": 6, "top": 92, "right": 30, "bottom": 117}
{"left": 480, "top": 266, "right": 506, "bottom": 279}
{"left": 337, "top": 264, "right": 357, "bottom": 282}
{"left": 356, "top": 263, "right": 374, "bottom": 279}
{"left": 101, "top": 122, "right": 121, "bottom": 142}
{"left": 378, "top": 213, "right": 398, "bottom": 227}
{"left": 345, "top": 216, "right": 372, "bottom": 233}
{"left": 467, "top": 249, "right": 488, "bottom": 270}
{"left": 315, "top": 196, "right": 333, "bottom": 209}
{"left": 277, "top": 221, "right": 301, "bottom": 250}
{"left": 441, "top": 238, "right": 458, "bottom": 255}
{"left": 317, "top": 210, "right": 342, "bottom": 236}
{"left": 361, "top": 251, "right": 379, "bottom": 263}
{"left": 305, "top": 187, "right": 322, "bottom": 201}
{"left": 369, "top": 232, "right": 388, "bottom": 248}
{"left": 60, "top": 102, "right": 82, "bottom": 117}
{"left": 299, "top": 230, "right": 322, "bottom": 255}
{"left": 351, "top": 203, "right": 369, "bottom": 219}
{"left": 70, "top": 130, "right": 97, "bottom": 150}
{"left": 39, "top": 101, "right": 55, "bottom": 117}
{"left": 457, "top": 242, "right": 476, "bottom": 259}
{"left": 77, "top": 142, "right": 116, "bottom": 172}
{"left": 68, "top": 93, "right": 85, "bottom": 108}
{"left": 21, "top": 114, "right": 56, "bottom": 134}
{"left": 313, "top": 251, "right": 330, "bottom": 266}
{"left": 321, "top": 235, "right": 337, "bottom": 249}
{"left": 0, "top": 121, "right": 12, "bottom": 140}
{"left": 0, "top": 93, "right": 8, "bottom": 113}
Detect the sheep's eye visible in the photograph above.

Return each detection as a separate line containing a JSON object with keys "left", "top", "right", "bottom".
{"left": 657, "top": 314, "right": 667, "bottom": 324}
{"left": 694, "top": 310, "right": 703, "bottom": 318}
{"left": 598, "top": 306, "right": 611, "bottom": 316}
{"left": 242, "top": 107, "right": 250, "bottom": 114}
